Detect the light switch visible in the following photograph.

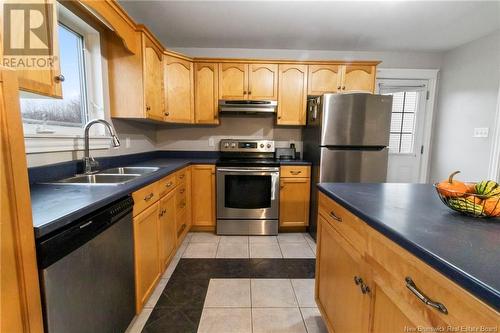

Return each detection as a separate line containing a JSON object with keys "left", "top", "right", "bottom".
{"left": 473, "top": 128, "right": 489, "bottom": 138}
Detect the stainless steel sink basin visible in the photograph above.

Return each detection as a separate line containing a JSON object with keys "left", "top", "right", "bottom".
{"left": 50, "top": 174, "right": 140, "bottom": 185}
{"left": 99, "top": 167, "right": 160, "bottom": 175}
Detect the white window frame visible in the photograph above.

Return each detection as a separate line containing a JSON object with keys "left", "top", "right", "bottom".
{"left": 23, "top": 2, "right": 111, "bottom": 154}
{"left": 376, "top": 68, "right": 439, "bottom": 183}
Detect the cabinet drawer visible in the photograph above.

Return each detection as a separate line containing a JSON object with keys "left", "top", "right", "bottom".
{"left": 158, "top": 174, "right": 177, "bottom": 197}
{"left": 132, "top": 182, "right": 159, "bottom": 216}
{"left": 280, "top": 165, "right": 310, "bottom": 178}
{"left": 318, "top": 191, "right": 366, "bottom": 253}
{"left": 176, "top": 187, "right": 187, "bottom": 213}
{"left": 367, "top": 229, "right": 499, "bottom": 328}
{"left": 176, "top": 209, "right": 188, "bottom": 236}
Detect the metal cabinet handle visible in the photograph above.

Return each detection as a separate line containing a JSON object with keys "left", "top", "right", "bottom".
{"left": 329, "top": 211, "right": 342, "bottom": 222}
{"left": 342, "top": 86, "right": 346, "bottom": 90}
{"left": 405, "top": 277, "right": 448, "bottom": 314}
{"left": 146, "top": 106, "right": 151, "bottom": 111}
{"left": 337, "top": 86, "right": 341, "bottom": 90}
{"left": 166, "top": 181, "right": 173, "bottom": 187}
{"left": 164, "top": 112, "right": 170, "bottom": 116}
{"left": 180, "top": 202, "right": 186, "bottom": 208}
{"left": 243, "top": 91, "right": 247, "bottom": 95}
{"left": 354, "top": 276, "right": 370, "bottom": 294}
{"left": 144, "top": 193, "right": 154, "bottom": 201}
{"left": 55, "top": 74, "right": 65, "bottom": 82}
{"left": 180, "top": 189, "right": 185, "bottom": 194}
{"left": 179, "top": 175, "right": 185, "bottom": 179}
{"left": 248, "top": 91, "right": 252, "bottom": 94}
{"left": 290, "top": 170, "right": 302, "bottom": 175}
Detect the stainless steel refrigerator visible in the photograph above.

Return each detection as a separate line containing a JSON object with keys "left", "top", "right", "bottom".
{"left": 302, "top": 93, "right": 393, "bottom": 240}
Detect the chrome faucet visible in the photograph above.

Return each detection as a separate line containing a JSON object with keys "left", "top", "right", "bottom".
{"left": 83, "top": 119, "right": 121, "bottom": 174}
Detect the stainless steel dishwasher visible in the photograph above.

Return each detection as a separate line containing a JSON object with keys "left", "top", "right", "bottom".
{"left": 36, "top": 196, "right": 135, "bottom": 333}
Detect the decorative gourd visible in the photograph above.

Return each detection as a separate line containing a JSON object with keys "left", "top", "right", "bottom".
{"left": 475, "top": 180, "right": 499, "bottom": 197}
{"left": 437, "top": 171, "right": 468, "bottom": 197}
{"left": 448, "top": 198, "right": 485, "bottom": 215}
{"left": 483, "top": 197, "right": 500, "bottom": 216}
{"left": 465, "top": 195, "right": 482, "bottom": 205}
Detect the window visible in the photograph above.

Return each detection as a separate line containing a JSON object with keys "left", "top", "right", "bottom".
{"left": 21, "top": 3, "right": 106, "bottom": 148}
{"left": 21, "top": 24, "right": 88, "bottom": 130}
{"left": 386, "top": 91, "right": 419, "bottom": 154}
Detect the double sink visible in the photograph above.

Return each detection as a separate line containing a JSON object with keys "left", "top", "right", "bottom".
{"left": 50, "top": 167, "right": 160, "bottom": 185}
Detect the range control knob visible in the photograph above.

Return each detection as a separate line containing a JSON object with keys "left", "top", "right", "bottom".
{"left": 224, "top": 143, "right": 229, "bottom": 148}
{"left": 267, "top": 143, "right": 272, "bottom": 148}
{"left": 260, "top": 144, "right": 265, "bottom": 148}
{"left": 231, "top": 143, "right": 236, "bottom": 148}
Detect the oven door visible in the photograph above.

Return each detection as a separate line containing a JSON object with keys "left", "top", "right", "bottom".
{"left": 217, "top": 167, "right": 279, "bottom": 220}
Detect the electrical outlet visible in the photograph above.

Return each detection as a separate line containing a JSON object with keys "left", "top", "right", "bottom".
{"left": 473, "top": 128, "right": 489, "bottom": 138}
{"left": 208, "top": 137, "right": 215, "bottom": 147}
{"left": 125, "top": 137, "right": 131, "bottom": 148}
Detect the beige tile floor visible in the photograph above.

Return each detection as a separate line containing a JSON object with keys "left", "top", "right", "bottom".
{"left": 125, "top": 232, "right": 323, "bottom": 333}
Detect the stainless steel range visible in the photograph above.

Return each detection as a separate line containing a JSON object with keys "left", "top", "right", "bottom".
{"left": 216, "top": 139, "right": 279, "bottom": 235}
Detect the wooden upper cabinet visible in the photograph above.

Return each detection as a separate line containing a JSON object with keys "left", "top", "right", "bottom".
{"left": 143, "top": 36, "right": 164, "bottom": 121}
{"left": 194, "top": 63, "right": 219, "bottom": 124}
{"left": 13, "top": 1, "right": 62, "bottom": 98}
{"left": 218, "top": 63, "right": 248, "bottom": 100}
{"left": 307, "top": 65, "right": 341, "bottom": 95}
{"left": 164, "top": 55, "right": 194, "bottom": 123}
{"left": 248, "top": 64, "right": 278, "bottom": 100}
{"left": 277, "top": 64, "right": 308, "bottom": 125}
{"left": 341, "top": 65, "right": 376, "bottom": 93}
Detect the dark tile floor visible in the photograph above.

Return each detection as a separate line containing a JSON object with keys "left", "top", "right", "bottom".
{"left": 142, "top": 259, "right": 316, "bottom": 333}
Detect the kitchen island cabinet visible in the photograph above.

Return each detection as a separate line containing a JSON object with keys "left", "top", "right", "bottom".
{"left": 315, "top": 184, "right": 499, "bottom": 333}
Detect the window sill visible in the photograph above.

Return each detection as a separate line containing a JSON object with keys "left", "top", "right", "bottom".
{"left": 24, "top": 135, "right": 113, "bottom": 154}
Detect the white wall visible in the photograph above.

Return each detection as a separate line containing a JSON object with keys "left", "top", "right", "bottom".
{"left": 171, "top": 47, "right": 444, "bottom": 69}
{"left": 156, "top": 116, "right": 302, "bottom": 153}
{"left": 430, "top": 31, "right": 500, "bottom": 182}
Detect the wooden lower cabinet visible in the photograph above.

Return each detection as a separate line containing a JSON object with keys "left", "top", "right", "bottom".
{"left": 191, "top": 165, "right": 216, "bottom": 228}
{"left": 279, "top": 177, "right": 310, "bottom": 227}
{"left": 133, "top": 202, "right": 161, "bottom": 312}
{"left": 159, "top": 190, "right": 176, "bottom": 270}
{"left": 316, "top": 193, "right": 500, "bottom": 333}
{"left": 316, "top": 215, "right": 370, "bottom": 333}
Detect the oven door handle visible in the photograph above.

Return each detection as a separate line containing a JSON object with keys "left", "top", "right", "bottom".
{"left": 217, "top": 168, "right": 279, "bottom": 173}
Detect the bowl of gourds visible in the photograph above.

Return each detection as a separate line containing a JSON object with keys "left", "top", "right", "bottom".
{"left": 434, "top": 171, "right": 500, "bottom": 218}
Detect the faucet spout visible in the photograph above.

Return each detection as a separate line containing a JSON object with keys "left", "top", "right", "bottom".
{"left": 83, "top": 119, "right": 120, "bottom": 174}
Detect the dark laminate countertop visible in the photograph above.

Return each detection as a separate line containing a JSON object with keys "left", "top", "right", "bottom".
{"left": 31, "top": 155, "right": 310, "bottom": 239}
{"left": 317, "top": 183, "right": 500, "bottom": 310}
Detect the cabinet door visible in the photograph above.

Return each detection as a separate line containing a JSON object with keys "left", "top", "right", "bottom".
{"left": 143, "top": 38, "right": 164, "bottom": 121}
{"left": 277, "top": 64, "right": 308, "bottom": 125}
{"left": 191, "top": 165, "right": 216, "bottom": 227}
{"left": 248, "top": 63, "right": 278, "bottom": 100}
{"left": 341, "top": 65, "right": 376, "bottom": 93}
{"left": 164, "top": 55, "right": 194, "bottom": 123}
{"left": 133, "top": 202, "right": 161, "bottom": 312}
{"left": 218, "top": 63, "right": 248, "bottom": 100}
{"left": 316, "top": 216, "right": 370, "bottom": 333}
{"left": 159, "top": 191, "right": 176, "bottom": 270}
{"left": 279, "top": 178, "right": 310, "bottom": 227}
{"left": 194, "top": 63, "right": 219, "bottom": 124}
{"left": 11, "top": 1, "right": 62, "bottom": 98}
{"left": 307, "top": 65, "right": 341, "bottom": 95}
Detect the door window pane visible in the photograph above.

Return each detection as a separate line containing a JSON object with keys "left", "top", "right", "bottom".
{"left": 20, "top": 24, "right": 87, "bottom": 127}
{"left": 385, "top": 91, "right": 419, "bottom": 154}
{"left": 225, "top": 175, "right": 271, "bottom": 209}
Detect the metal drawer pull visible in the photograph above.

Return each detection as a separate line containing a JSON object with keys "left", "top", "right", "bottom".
{"left": 79, "top": 221, "right": 93, "bottom": 229}
{"left": 179, "top": 175, "right": 185, "bottom": 179}
{"left": 180, "top": 189, "right": 185, "bottom": 194}
{"left": 329, "top": 211, "right": 342, "bottom": 222}
{"left": 166, "top": 182, "right": 173, "bottom": 187}
{"left": 405, "top": 277, "right": 448, "bottom": 314}
{"left": 290, "top": 170, "right": 302, "bottom": 175}
{"left": 354, "top": 276, "right": 363, "bottom": 285}
{"left": 144, "top": 193, "right": 154, "bottom": 201}
{"left": 354, "top": 276, "right": 370, "bottom": 294}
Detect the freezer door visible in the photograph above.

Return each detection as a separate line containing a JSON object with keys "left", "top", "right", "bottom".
{"left": 319, "top": 147, "right": 388, "bottom": 182}
{"left": 320, "top": 93, "right": 393, "bottom": 147}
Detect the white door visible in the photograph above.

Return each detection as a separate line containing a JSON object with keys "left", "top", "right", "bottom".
{"left": 378, "top": 79, "right": 428, "bottom": 183}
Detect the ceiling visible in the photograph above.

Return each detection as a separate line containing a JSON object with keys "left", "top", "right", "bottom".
{"left": 118, "top": 1, "right": 500, "bottom": 52}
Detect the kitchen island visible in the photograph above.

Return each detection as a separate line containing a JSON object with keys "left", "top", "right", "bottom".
{"left": 315, "top": 183, "right": 499, "bottom": 333}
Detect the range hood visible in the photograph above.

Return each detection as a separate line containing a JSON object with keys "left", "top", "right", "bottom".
{"left": 219, "top": 100, "right": 277, "bottom": 114}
